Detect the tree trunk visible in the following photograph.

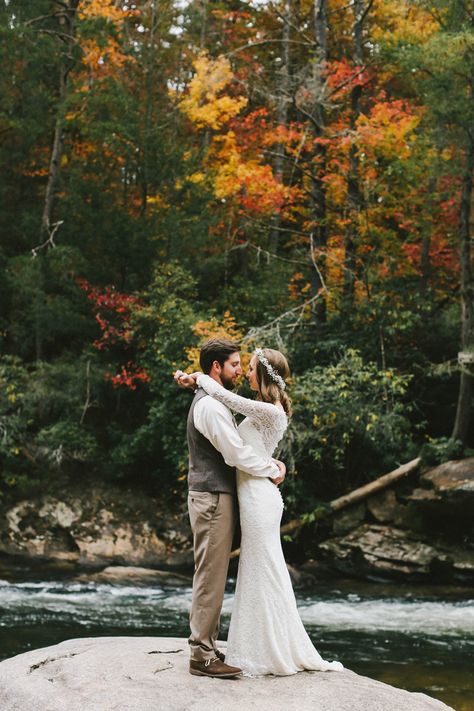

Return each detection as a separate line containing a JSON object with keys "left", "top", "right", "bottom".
{"left": 41, "top": 0, "right": 80, "bottom": 233}
{"left": 343, "top": 0, "right": 365, "bottom": 307}
{"left": 199, "top": 0, "right": 207, "bottom": 49}
{"left": 420, "top": 177, "right": 436, "bottom": 292}
{"left": 36, "top": 1, "right": 79, "bottom": 362}
{"left": 140, "top": 0, "right": 159, "bottom": 216}
{"left": 309, "top": 0, "right": 328, "bottom": 323}
{"left": 269, "top": 0, "right": 291, "bottom": 253}
{"left": 451, "top": 138, "right": 474, "bottom": 443}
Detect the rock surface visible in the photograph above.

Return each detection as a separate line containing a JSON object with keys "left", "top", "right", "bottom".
{"left": 409, "top": 457, "right": 474, "bottom": 516}
{"left": 317, "top": 458, "right": 474, "bottom": 584}
{"left": 0, "top": 637, "right": 453, "bottom": 711}
{"left": 75, "top": 565, "right": 192, "bottom": 586}
{"left": 366, "top": 489, "right": 401, "bottom": 523}
{"left": 319, "top": 523, "right": 474, "bottom": 583}
{"left": 1, "top": 458, "right": 472, "bottom": 584}
{"left": 0, "top": 486, "right": 193, "bottom": 569}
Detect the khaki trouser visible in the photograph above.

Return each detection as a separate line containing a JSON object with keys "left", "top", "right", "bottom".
{"left": 188, "top": 491, "right": 237, "bottom": 661}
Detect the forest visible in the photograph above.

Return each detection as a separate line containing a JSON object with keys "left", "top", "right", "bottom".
{"left": 0, "top": 0, "right": 473, "bottom": 520}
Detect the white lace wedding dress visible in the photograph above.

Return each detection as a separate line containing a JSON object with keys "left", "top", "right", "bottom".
{"left": 196, "top": 374, "right": 344, "bottom": 676}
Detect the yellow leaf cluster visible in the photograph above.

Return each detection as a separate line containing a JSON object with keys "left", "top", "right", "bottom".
{"left": 372, "top": 0, "right": 440, "bottom": 46}
{"left": 186, "top": 311, "right": 251, "bottom": 377}
{"left": 79, "top": 0, "right": 133, "bottom": 27}
{"left": 187, "top": 171, "right": 206, "bottom": 185}
{"left": 146, "top": 193, "right": 170, "bottom": 210}
{"left": 179, "top": 53, "right": 248, "bottom": 130}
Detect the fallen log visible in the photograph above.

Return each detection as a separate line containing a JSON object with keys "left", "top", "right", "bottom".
{"left": 230, "top": 456, "right": 421, "bottom": 559}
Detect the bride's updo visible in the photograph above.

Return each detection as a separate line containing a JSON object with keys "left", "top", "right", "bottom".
{"left": 254, "top": 348, "right": 292, "bottom": 417}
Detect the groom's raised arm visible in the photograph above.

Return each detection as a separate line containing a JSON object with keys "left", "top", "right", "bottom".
{"left": 194, "top": 397, "right": 281, "bottom": 480}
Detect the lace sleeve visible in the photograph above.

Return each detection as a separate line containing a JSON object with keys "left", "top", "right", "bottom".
{"left": 196, "top": 374, "right": 285, "bottom": 426}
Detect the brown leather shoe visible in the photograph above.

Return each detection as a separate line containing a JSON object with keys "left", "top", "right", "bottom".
{"left": 189, "top": 657, "right": 242, "bottom": 678}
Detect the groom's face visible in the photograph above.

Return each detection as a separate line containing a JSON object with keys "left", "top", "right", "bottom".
{"left": 219, "top": 352, "right": 242, "bottom": 390}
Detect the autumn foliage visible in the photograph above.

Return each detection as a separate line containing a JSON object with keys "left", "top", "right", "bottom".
{"left": 0, "top": 0, "right": 472, "bottom": 504}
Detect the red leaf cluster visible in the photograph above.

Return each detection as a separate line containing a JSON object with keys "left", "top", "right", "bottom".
{"left": 78, "top": 279, "right": 149, "bottom": 390}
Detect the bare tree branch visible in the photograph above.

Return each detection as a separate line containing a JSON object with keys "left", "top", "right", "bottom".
{"left": 31, "top": 220, "right": 63, "bottom": 258}
{"left": 310, "top": 232, "right": 328, "bottom": 291}
{"left": 223, "top": 38, "right": 313, "bottom": 59}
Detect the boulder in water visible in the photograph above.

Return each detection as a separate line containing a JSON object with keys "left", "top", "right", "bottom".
{"left": 319, "top": 523, "right": 474, "bottom": 583}
{"left": 75, "top": 565, "right": 192, "bottom": 586}
{"left": 409, "top": 458, "right": 474, "bottom": 517}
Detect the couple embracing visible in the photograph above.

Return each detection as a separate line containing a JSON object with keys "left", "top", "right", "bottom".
{"left": 174, "top": 339, "right": 343, "bottom": 679}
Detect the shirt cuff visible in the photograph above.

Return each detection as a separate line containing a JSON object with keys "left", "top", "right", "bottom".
{"left": 269, "top": 463, "right": 280, "bottom": 478}
{"left": 195, "top": 373, "right": 204, "bottom": 387}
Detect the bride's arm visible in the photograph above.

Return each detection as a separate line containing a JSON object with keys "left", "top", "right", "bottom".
{"left": 195, "top": 373, "right": 284, "bottom": 424}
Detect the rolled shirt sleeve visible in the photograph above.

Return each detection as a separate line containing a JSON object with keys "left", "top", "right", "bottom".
{"left": 194, "top": 396, "right": 280, "bottom": 479}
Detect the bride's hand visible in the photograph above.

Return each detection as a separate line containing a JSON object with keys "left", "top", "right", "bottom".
{"left": 173, "top": 370, "right": 198, "bottom": 389}
{"left": 271, "top": 458, "right": 286, "bottom": 486}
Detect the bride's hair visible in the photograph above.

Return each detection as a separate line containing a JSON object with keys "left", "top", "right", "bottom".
{"left": 255, "top": 348, "right": 292, "bottom": 417}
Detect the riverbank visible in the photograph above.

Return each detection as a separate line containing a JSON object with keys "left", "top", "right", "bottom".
{"left": 1, "top": 457, "right": 472, "bottom": 584}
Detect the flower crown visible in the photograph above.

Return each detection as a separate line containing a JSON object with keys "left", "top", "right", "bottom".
{"left": 254, "top": 348, "right": 286, "bottom": 390}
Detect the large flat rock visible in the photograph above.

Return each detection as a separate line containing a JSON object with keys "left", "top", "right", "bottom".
{"left": 319, "top": 523, "right": 474, "bottom": 583}
{"left": 0, "top": 636, "right": 453, "bottom": 711}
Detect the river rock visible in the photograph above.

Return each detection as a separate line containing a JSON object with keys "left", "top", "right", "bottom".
{"left": 0, "top": 486, "right": 193, "bottom": 569}
{"left": 409, "top": 458, "right": 474, "bottom": 517}
{"left": 0, "top": 637, "right": 453, "bottom": 711}
{"left": 319, "top": 524, "right": 474, "bottom": 583}
{"left": 333, "top": 502, "right": 366, "bottom": 535}
{"left": 367, "top": 490, "right": 400, "bottom": 523}
{"left": 76, "top": 565, "right": 192, "bottom": 586}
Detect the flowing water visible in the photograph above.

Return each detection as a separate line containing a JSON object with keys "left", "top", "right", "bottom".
{"left": 0, "top": 567, "right": 472, "bottom": 710}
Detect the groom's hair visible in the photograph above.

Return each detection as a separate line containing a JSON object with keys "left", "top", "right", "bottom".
{"left": 200, "top": 338, "right": 241, "bottom": 374}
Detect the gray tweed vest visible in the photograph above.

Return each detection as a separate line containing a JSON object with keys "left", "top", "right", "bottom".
{"left": 187, "top": 388, "right": 236, "bottom": 494}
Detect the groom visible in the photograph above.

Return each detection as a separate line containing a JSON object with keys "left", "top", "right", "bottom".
{"left": 175, "top": 338, "right": 285, "bottom": 678}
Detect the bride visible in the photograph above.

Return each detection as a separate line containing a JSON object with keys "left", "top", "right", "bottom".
{"left": 184, "top": 347, "right": 343, "bottom": 677}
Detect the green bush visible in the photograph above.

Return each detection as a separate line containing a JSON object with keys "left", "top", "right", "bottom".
{"left": 282, "top": 348, "right": 415, "bottom": 509}
{"left": 419, "top": 436, "right": 468, "bottom": 467}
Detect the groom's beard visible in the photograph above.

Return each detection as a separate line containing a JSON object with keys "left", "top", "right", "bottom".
{"left": 220, "top": 374, "right": 237, "bottom": 390}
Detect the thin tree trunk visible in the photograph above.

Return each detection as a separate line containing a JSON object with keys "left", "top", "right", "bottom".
{"left": 41, "top": 63, "right": 68, "bottom": 233}
{"left": 199, "top": 0, "right": 211, "bottom": 153}
{"left": 140, "top": 0, "right": 159, "bottom": 216}
{"left": 36, "top": 1, "right": 79, "bottom": 362}
{"left": 309, "top": 0, "right": 328, "bottom": 323}
{"left": 451, "top": 138, "right": 474, "bottom": 443}
{"left": 269, "top": 1, "right": 291, "bottom": 253}
{"left": 41, "top": 0, "right": 80, "bottom": 233}
{"left": 199, "top": 0, "right": 207, "bottom": 49}
{"left": 343, "top": 0, "right": 365, "bottom": 307}
{"left": 420, "top": 177, "right": 437, "bottom": 291}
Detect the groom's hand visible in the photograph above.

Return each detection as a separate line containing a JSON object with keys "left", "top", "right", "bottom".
{"left": 271, "top": 459, "right": 286, "bottom": 486}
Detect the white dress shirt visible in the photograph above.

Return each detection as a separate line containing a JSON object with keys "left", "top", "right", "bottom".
{"left": 193, "top": 394, "right": 280, "bottom": 479}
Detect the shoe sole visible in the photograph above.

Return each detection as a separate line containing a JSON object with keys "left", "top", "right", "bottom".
{"left": 189, "top": 669, "right": 242, "bottom": 678}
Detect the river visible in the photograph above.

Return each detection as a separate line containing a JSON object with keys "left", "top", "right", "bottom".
{"left": 0, "top": 568, "right": 472, "bottom": 710}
